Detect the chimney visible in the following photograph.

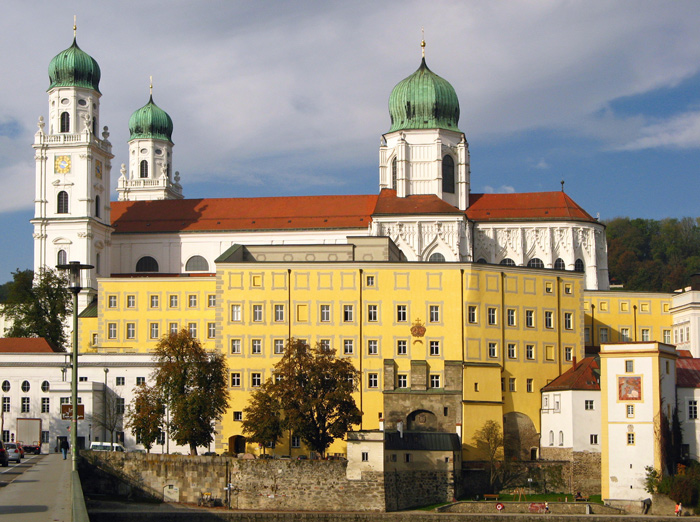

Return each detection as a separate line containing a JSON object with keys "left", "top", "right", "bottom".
{"left": 572, "top": 356, "right": 577, "bottom": 369}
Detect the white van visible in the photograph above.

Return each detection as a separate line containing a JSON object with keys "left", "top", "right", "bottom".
{"left": 89, "top": 442, "right": 126, "bottom": 452}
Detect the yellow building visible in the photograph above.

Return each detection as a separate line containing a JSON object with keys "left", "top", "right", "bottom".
{"left": 86, "top": 237, "right": 584, "bottom": 460}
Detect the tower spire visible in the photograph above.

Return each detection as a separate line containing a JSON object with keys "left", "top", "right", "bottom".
{"left": 73, "top": 15, "right": 77, "bottom": 38}
{"left": 149, "top": 75, "right": 153, "bottom": 97}
{"left": 421, "top": 27, "right": 425, "bottom": 58}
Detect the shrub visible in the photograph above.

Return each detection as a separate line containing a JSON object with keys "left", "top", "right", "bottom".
{"left": 669, "top": 476, "right": 697, "bottom": 506}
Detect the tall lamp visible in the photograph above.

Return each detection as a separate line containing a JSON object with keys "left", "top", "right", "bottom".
{"left": 56, "top": 261, "right": 92, "bottom": 472}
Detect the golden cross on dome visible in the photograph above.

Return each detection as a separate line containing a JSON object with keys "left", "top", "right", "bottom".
{"left": 73, "top": 15, "right": 77, "bottom": 38}
{"left": 421, "top": 27, "right": 426, "bottom": 58}
{"left": 149, "top": 76, "right": 153, "bottom": 96}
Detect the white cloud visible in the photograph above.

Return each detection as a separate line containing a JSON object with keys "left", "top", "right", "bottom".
{"left": 534, "top": 159, "right": 550, "bottom": 170}
{"left": 614, "top": 111, "right": 700, "bottom": 150}
{"left": 482, "top": 185, "right": 515, "bottom": 194}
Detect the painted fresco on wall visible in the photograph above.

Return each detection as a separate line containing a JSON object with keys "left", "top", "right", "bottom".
{"left": 618, "top": 376, "right": 642, "bottom": 401}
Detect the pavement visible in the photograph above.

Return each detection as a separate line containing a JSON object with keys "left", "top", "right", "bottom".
{"left": 0, "top": 453, "right": 71, "bottom": 521}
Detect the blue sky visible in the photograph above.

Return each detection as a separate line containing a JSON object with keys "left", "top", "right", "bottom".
{"left": 1, "top": 1, "right": 700, "bottom": 282}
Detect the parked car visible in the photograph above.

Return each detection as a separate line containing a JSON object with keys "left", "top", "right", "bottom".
{"left": 0, "top": 441, "right": 9, "bottom": 467}
{"left": 4, "top": 443, "right": 21, "bottom": 463}
{"left": 89, "top": 442, "right": 126, "bottom": 452}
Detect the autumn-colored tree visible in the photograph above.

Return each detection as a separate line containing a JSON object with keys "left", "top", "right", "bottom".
{"left": 241, "top": 380, "right": 283, "bottom": 453}
{"left": 3, "top": 269, "right": 71, "bottom": 351}
{"left": 246, "top": 339, "right": 361, "bottom": 457}
{"left": 89, "top": 389, "right": 124, "bottom": 445}
{"left": 125, "top": 384, "right": 165, "bottom": 453}
{"left": 152, "top": 330, "right": 229, "bottom": 455}
{"left": 473, "top": 420, "right": 505, "bottom": 491}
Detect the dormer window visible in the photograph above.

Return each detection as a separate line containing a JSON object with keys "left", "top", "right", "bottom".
{"left": 442, "top": 155, "right": 455, "bottom": 194}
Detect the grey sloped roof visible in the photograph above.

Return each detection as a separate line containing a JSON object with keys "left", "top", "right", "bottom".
{"left": 384, "top": 431, "right": 460, "bottom": 452}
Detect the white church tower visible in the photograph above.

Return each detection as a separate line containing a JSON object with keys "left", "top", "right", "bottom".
{"left": 31, "top": 28, "right": 113, "bottom": 307}
{"left": 117, "top": 82, "right": 181, "bottom": 201}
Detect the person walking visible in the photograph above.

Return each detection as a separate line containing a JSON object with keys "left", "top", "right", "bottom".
{"left": 675, "top": 502, "right": 682, "bottom": 516}
{"left": 60, "top": 439, "right": 69, "bottom": 460}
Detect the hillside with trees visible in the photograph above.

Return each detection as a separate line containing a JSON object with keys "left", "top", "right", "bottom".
{"left": 606, "top": 217, "right": 700, "bottom": 292}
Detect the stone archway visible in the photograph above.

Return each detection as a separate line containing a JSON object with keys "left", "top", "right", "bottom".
{"left": 407, "top": 409, "right": 438, "bottom": 431}
{"left": 229, "top": 435, "right": 246, "bottom": 454}
{"left": 503, "top": 412, "right": 539, "bottom": 461}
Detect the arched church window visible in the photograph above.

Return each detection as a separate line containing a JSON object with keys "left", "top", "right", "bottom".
{"left": 95, "top": 195, "right": 100, "bottom": 218}
{"left": 554, "top": 258, "right": 565, "bottom": 270}
{"left": 574, "top": 259, "right": 585, "bottom": 272}
{"left": 428, "top": 253, "right": 445, "bottom": 262}
{"left": 558, "top": 431, "right": 564, "bottom": 446}
{"left": 185, "top": 255, "right": 209, "bottom": 272}
{"left": 57, "top": 250, "right": 67, "bottom": 266}
{"left": 57, "top": 191, "right": 69, "bottom": 214}
{"left": 549, "top": 430, "right": 554, "bottom": 446}
{"left": 527, "top": 258, "right": 544, "bottom": 269}
{"left": 60, "top": 112, "right": 70, "bottom": 133}
{"left": 500, "top": 258, "right": 515, "bottom": 266}
{"left": 442, "top": 155, "right": 455, "bottom": 194}
{"left": 139, "top": 160, "right": 149, "bottom": 179}
{"left": 476, "top": 258, "right": 487, "bottom": 264}
{"left": 391, "top": 157, "right": 397, "bottom": 190}
{"left": 136, "top": 256, "right": 159, "bottom": 273}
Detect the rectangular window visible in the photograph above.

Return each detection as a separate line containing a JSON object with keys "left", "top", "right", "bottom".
{"left": 507, "top": 343, "right": 516, "bottom": 359}
{"left": 488, "top": 342, "right": 498, "bottom": 358}
{"left": 545, "top": 282, "right": 553, "bottom": 293}
{"left": 429, "top": 305, "right": 440, "bottom": 323}
{"left": 274, "top": 304, "right": 285, "bottom": 322}
{"left": 169, "top": 295, "right": 178, "bottom": 308}
{"left": 2, "top": 431, "right": 8, "bottom": 443}
{"left": 507, "top": 309, "right": 516, "bottom": 326}
{"left": 233, "top": 411, "right": 243, "bottom": 421}
{"left": 641, "top": 328, "right": 650, "bottom": 342}
{"left": 20, "top": 397, "right": 29, "bottom": 413}
{"left": 251, "top": 339, "right": 262, "bottom": 355}
{"left": 291, "top": 436, "right": 301, "bottom": 448}
{"left": 231, "top": 304, "right": 241, "bottom": 322}
{"left": 116, "top": 398, "right": 125, "bottom": 414}
{"left": 169, "top": 322, "right": 178, "bottom": 335}
{"left": 663, "top": 330, "right": 671, "bottom": 344}
{"left": 564, "top": 284, "right": 572, "bottom": 294}
{"left": 368, "top": 373, "right": 378, "bottom": 388}
{"left": 525, "top": 309, "right": 534, "bottom": 328}
{"left": 188, "top": 295, "right": 197, "bottom": 308}
{"left": 116, "top": 377, "right": 125, "bottom": 386}
{"left": 627, "top": 404, "right": 635, "bottom": 418}
{"left": 108, "top": 323, "right": 117, "bottom": 339}
{"left": 509, "top": 378, "right": 516, "bottom": 392}
{"left": 689, "top": 400, "right": 698, "bottom": 420}
{"left": 251, "top": 373, "right": 262, "bottom": 387}
{"left": 274, "top": 339, "right": 285, "bottom": 354}
{"left": 625, "top": 360, "right": 634, "bottom": 373}
{"left": 343, "top": 305, "right": 354, "bottom": 322}
{"left": 319, "top": 339, "right": 330, "bottom": 350}
{"left": 467, "top": 306, "right": 477, "bottom": 324}
{"left": 627, "top": 433, "right": 635, "bottom": 445}
{"left": 149, "top": 323, "right": 159, "bottom": 339}
{"left": 343, "top": 339, "right": 354, "bottom": 355}
{"left": 429, "top": 340, "right": 440, "bottom": 356}
{"left": 320, "top": 304, "right": 330, "bottom": 322}
{"left": 396, "top": 340, "right": 407, "bottom": 356}
{"left": 136, "top": 377, "right": 145, "bottom": 385}
{"left": 230, "top": 373, "right": 241, "bottom": 387}
{"left": 366, "top": 275, "right": 375, "bottom": 287}
{"left": 621, "top": 328, "right": 630, "bottom": 342}
{"left": 126, "top": 323, "right": 135, "bottom": 339}
{"left": 545, "top": 311, "right": 553, "bottom": 329}
{"left": 188, "top": 322, "right": 197, "bottom": 338}
{"left": 585, "top": 400, "right": 594, "bottom": 410}
{"left": 92, "top": 333, "right": 98, "bottom": 346}
{"left": 564, "top": 312, "right": 573, "bottom": 330}
{"left": 590, "top": 434, "right": 598, "bottom": 445}
{"left": 41, "top": 397, "right": 50, "bottom": 413}
{"left": 397, "top": 375, "right": 408, "bottom": 388}
{"left": 126, "top": 295, "right": 135, "bottom": 308}
{"left": 526, "top": 344, "right": 535, "bottom": 360}
{"left": 600, "top": 327, "right": 609, "bottom": 343}
{"left": 41, "top": 431, "right": 49, "bottom": 443}
{"left": 526, "top": 379, "right": 533, "bottom": 393}
{"left": 430, "top": 374, "right": 441, "bottom": 389}
{"left": 545, "top": 345, "right": 555, "bottom": 361}
{"left": 404, "top": 453, "right": 412, "bottom": 463}
{"left": 488, "top": 307, "right": 497, "bottom": 325}
{"left": 207, "top": 322, "right": 216, "bottom": 339}
{"left": 361, "top": 451, "right": 369, "bottom": 462}
{"left": 208, "top": 295, "right": 216, "bottom": 308}
{"left": 253, "top": 304, "right": 263, "bottom": 322}
{"left": 565, "top": 347, "right": 573, "bottom": 362}
{"left": 367, "top": 304, "right": 378, "bottom": 322}
{"left": 584, "top": 327, "right": 591, "bottom": 344}
{"left": 367, "top": 340, "right": 378, "bottom": 355}
{"left": 150, "top": 295, "right": 159, "bottom": 308}
{"left": 108, "top": 295, "right": 117, "bottom": 308}
{"left": 396, "top": 305, "right": 407, "bottom": 322}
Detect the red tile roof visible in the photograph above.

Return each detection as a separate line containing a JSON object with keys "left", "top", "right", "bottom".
{"left": 678, "top": 350, "right": 693, "bottom": 359}
{"left": 373, "top": 189, "right": 464, "bottom": 215}
{"left": 0, "top": 338, "right": 59, "bottom": 353}
{"left": 466, "top": 192, "right": 597, "bottom": 223}
{"left": 677, "top": 358, "right": 700, "bottom": 388}
{"left": 542, "top": 357, "right": 600, "bottom": 391}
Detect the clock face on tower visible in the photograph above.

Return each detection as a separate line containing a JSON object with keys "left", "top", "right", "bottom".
{"left": 95, "top": 160, "right": 102, "bottom": 179}
{"left": 54, "top": 155, "right": 71, "bottom": 174}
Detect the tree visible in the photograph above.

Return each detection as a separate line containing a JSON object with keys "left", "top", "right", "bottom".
{"left": 89, "top": 389, "right": 124, "bottom": 446}
{"left": 241, "top": 380, "right": 283, "bottom": 453}
{"left": 3, "top": 268, "right": 71, "bottom": 351}
{"left": 152, "top": 330, "right": 229, "bottom": 455}
{"left": 473, "top": 420, "right": 505, "bottom": 491}
{"left": 125, "top": 384, "right": 165, "bottom": 453}
{"left": 246, "top": 339, "right": 361, "bottom": 457}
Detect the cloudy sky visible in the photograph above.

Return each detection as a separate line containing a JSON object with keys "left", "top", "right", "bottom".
{"left": 1, "top": 1, "right": 700, "bottom": 281}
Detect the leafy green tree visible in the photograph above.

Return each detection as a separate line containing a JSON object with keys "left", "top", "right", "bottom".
{"left": 3, "top": 268, "right": 70, "bottom": 351}
{"left": 241, "top": 380, "right": 283, "bottom": 453}
{"left": 125, "top": 384, "right": 165, "bottom": 453}
{"left": 152, "top": 330, "right": 229, "bottom": 455}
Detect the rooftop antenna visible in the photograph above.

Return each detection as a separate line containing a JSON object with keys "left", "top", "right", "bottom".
{"left": 561, "top": 180, "right": 565, "bottom": 192}
{"left": 73, "top": 15, "right": 77, "bottom": 38}
{"left": 421, "top": 27, "right": 426, "bottom": 58}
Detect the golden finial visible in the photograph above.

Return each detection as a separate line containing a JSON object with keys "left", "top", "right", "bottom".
{"left": 421, "top": 27, "right": 426, "bottom": 58}
{"left": 149, "top": 76, "right": 153, "bottom": 97}
{"left": 73, "top": 15, "right": 77, "bottom": 38}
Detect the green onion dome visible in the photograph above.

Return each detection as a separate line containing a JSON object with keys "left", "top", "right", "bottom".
{"left": 128, "top": 96, "right": 173, "bottom": 142}
{"left": 388, "top": 57, "right": 460, "bottom": 133}
{"left": 48, "top": 38, "right": 101, "bottom": 93}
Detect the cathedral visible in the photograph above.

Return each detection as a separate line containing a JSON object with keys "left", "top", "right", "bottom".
{"left": 32, "top": 34, "right": 609, "bottom": 301}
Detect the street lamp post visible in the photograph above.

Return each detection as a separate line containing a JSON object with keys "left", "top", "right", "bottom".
{"left": 57, "top": 261, "right": 92, "bottom": 472}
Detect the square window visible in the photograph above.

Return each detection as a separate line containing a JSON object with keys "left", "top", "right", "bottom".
{"left": 274, "top": 339, "right": 285, "bottom": 354}
{"left": 366, "top": 275, "right": 375, "bottom": 287}
{"left": 150, "top": 295, "right": 159, "bottom": 308}
{"left": 507, "top": 343, "right": 516, "bottom": 359}
{"left": 108, "top": 323, "right": 117, "bottom": 339}
{"left": 253, "top": 304, "right": 263, "bottom": 322}
{"left": 526, "top": 344, "right": 535, "bottom": 360}
{"left": 251, "top": 373, "right": 262, "bottom": 387}
{"left": 368, "top": 340, "right": 378, "bottom": 355}
{"left": 320, "top": 304, "right": 331, "bottom": 322}
{"left": 108, "top": 295, "right": 117, "bottom": 308}
{"left": 116, "top": 377, "right": 125, "bottom": 386}
{"left": 396, "top": 340, "right": 407, "bottom": 356}
{"left": 251, "top": 339, "right": 262, "bottom": 355}
{"left": 429, "top": 340, "right": 440, "bottom": 356}
{"left": 343, "top": 305, "right": 354, "bottom": 322}
{"left": 126, "top": 323, "right": 135, "bottom": 340}
{"left": 207, "top": 322, "right": 216, "bottom": 339}
{"left": 526, "top": 379, "right": 533, "bottom": 393}
{"left": 625, "top": 360, "right": 634, "bottom": 373}
{"left": 319, "top": 339, "right": 330, "bottom": 351}
{"left": 397, "top": 375, "right": 408, "bottom": 388}
{"left": 230, "top": 373, "right": 241, "bottom": 387}
{"left": 488, "top": 307, "right": 497, "bottom": 325}
{"left": 169, "top": 294, "right": 178, "bottom": 308}
{"left": 545, "top": 311, "right": 553, "bottom": 329}
{"left": 488, "top": 342, "right": 498, "bottom": 358}
{"left": 564, "top": 312, "right": 573, "bottom": 330}
{"left": 126, "top": 295, "right": 135, "bottom": 308}
{"left": 188, "top": 322, "right": 197, "bottom": 338}
{"left": 429, "top": 374, "right": 441, "bottom": 389}
{"left": 343, "top": 339, "right": 354, "bottom": 355}
{"left": 396, "top": 305, "right": 407, "bottom": 322}
{"left": 368, "top": 373, "right": 378, "bottom": 388}
{"left": 585, "top": 400, "right": 594, "bottom": 410}
{"left": 291, "top": 436, "right": 301, "bottom": 448}
{"left": 274, "top": 304, "right": 285, "bottom": 322}
{"left": 367, "top": 304, "right": 378, "bottom": 322}
{"left": 429, "top": 305, "right": 440, "bottom": 323}
{"left": 136, "top": 377, "right": 145, "bottom": 385}
{"left": 149, "top": 323, "right": 159, "bottom": 339}
{"left": 188, "top": 294, "right": 197, "bottom": 308}
{"left": 208, "top": 295, "right": 216, "bottom": 308}
{"left": 231, "top": 304, "right": 241, "bottom": 322}
{"left": 233, "top": 411, "right": 243, "bottom": 421}
{"left": 525, "top": 310, "right": 534, "bottom": 328}
{"left": 467, "top": 306, "right": 477, "bottom": 324}
{"left": 507, "top": 309, "right": 516, "bottom": 326}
